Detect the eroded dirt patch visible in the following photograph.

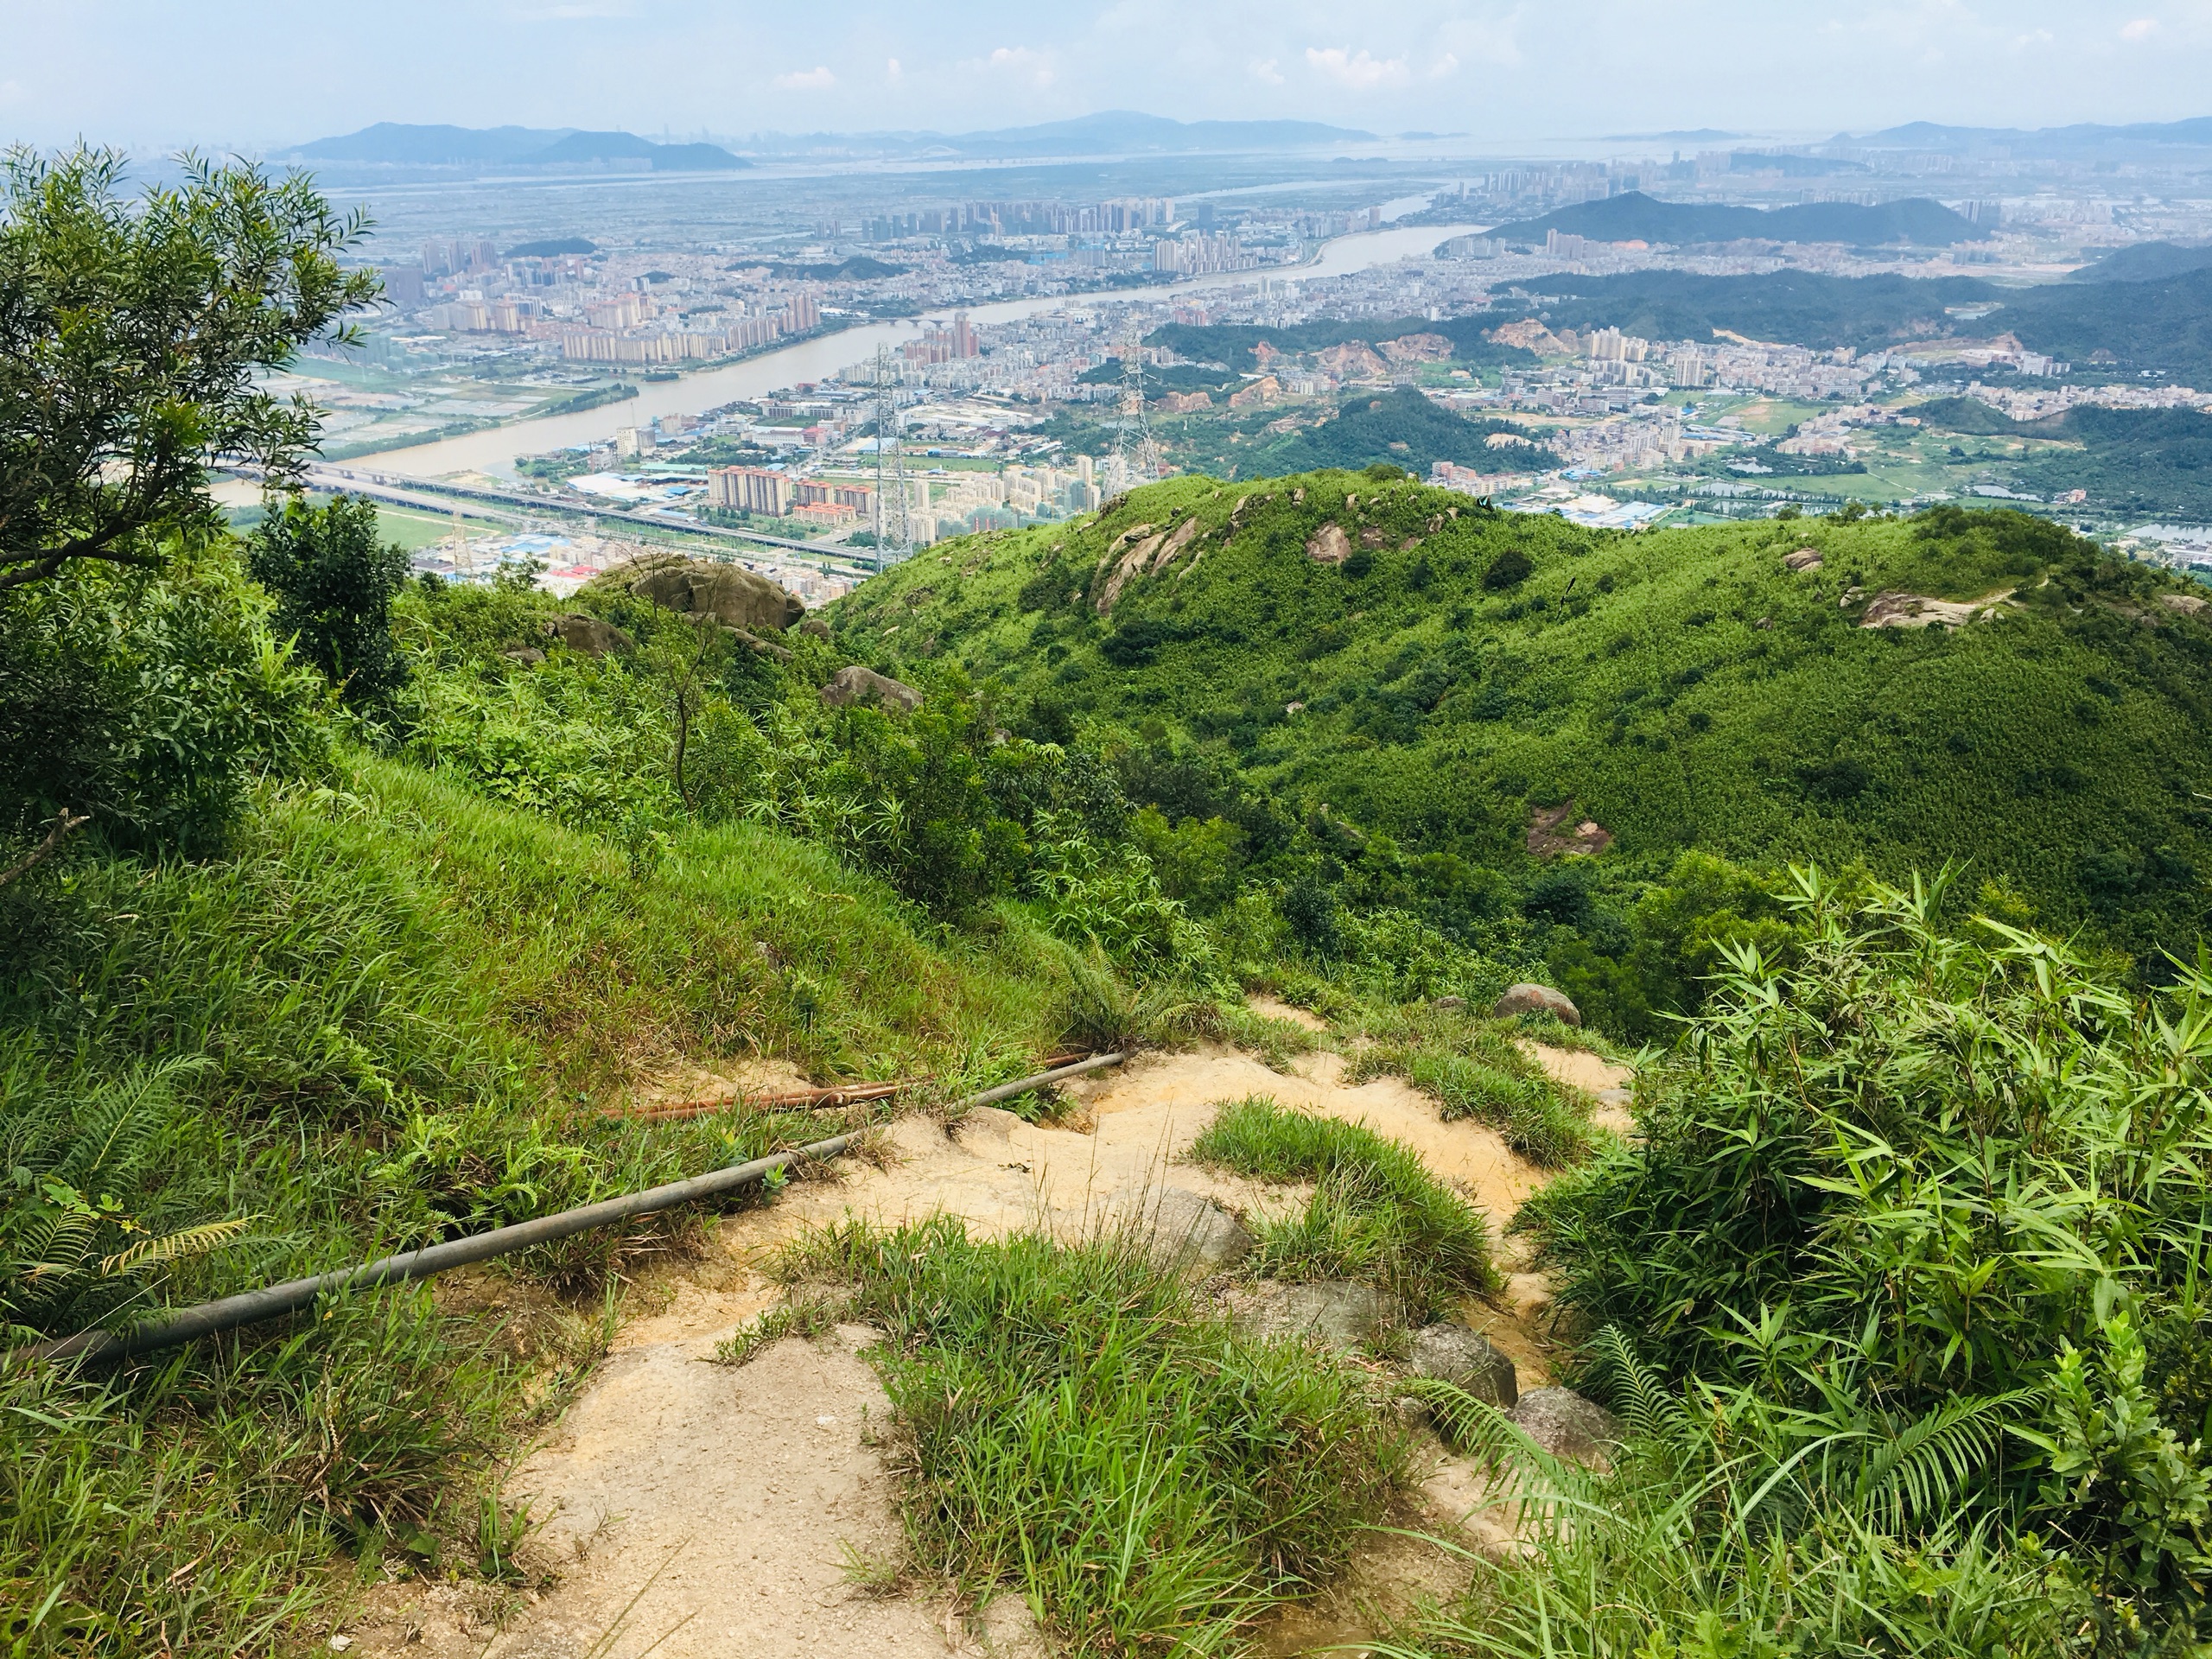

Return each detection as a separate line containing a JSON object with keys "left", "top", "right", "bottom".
{"left": 362, "top": 1035, "right": 1607, "bottom": 1656}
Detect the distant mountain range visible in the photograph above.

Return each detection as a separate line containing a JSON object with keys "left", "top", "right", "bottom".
{"left": 282, "top": 111, "right": 1372, "bottom": 171}
{"left": 1839, "top": 117, "right": 2212, "bottom": 157}
{"left": 1492, "top": 191, "right": 1985, "bottom": 250}
{"left": 2065, "top": 240, "right": 2212, "bottom": 283}
{"left": 283, "top": 123, "right": 747, "bottom": 169}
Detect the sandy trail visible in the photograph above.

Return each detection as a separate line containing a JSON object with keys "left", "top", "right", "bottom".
{"left": 342, "top": 1034, "right": 1614, "bottom": 1657}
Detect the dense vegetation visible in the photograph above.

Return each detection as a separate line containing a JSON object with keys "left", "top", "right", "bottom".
{"left": 830, "top": 474, "right": 2212, "bottom": 1020}
{"left": 1142, "top": 315, "right": 1536, "bottom": 375}
{"left": 1417, "top": 874, "right": 2212, "bottom": 1655}
{"left": 1257, "top": 387, "right": 1562, "bottom": 476}
{"left": 1919, "top": 396, "right": 2212, "bottom": 518}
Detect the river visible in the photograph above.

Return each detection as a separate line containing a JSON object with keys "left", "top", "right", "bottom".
{"left": 351, "top": 222, "right": 1487, "bottom": 479}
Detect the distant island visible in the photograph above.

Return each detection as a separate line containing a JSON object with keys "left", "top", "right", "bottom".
{"left": 283, "top": 123, "right": 747, "bottom": 170}
{"left": 283, "top": 110, "right": 1372, "bottom": 170}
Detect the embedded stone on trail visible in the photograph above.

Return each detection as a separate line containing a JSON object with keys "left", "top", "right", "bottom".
{"left": 1409, "top": 1323, "right": 1518, "bottom": 1407}
{"left": 1144, "top": 1187, "right": 1253, "bottom": 1270}
{"left": 1233, "top": 1281, "right": 1393, "bottom": 1351}
{"left": 1511, "top": 1387, "right": 1623, "bottom": 1461}
{"left": 1493, "top": 983, "right": 1581, "bottom": 1027}
{"left": 819, "top": 664, "right": 922, "bottom": 713}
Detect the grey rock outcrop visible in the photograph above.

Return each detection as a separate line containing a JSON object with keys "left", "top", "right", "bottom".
{"left": 1493, "top": 983, "right": 1582, "bottom": 1027}
{"left": 819, "top": 664, "right": 922, "bottom": 713}
{"left": 1408, "top": 1324, "right": 1518, "bottom": 1407}
{"left": 543, "top": 613, "right": 635, "bottom": 657}
{"left": 1234, "top": 1281, "right": 1391, "bottom": 1353}
{"left": 1145, "top": 1188, "right": 1253, "bottom": 1270}
{"left": 1783, "top": 548, "right": 1824, "bottom": 573}
{"left": 610, "top": 555, "right": 804, "bottom": 632}
{"left": 1511, "top": 1387, "right": 1622, "bottom": 1461}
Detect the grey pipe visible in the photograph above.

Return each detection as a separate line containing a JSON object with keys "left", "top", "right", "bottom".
{"left": 22, "top": 1051, "right": 1123, "bottom": 1369}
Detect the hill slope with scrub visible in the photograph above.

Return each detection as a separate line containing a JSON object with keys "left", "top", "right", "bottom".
{"left": 830, "top": 474, "right": 2212, "bottom": 980}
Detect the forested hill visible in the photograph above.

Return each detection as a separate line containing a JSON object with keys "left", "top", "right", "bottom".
{"left": 1523, "top": 264, "right": 2212, "bottom": 384}
{"left": 830, "top": 472, "right": 2212, "bottom": 975}
{"left": 1491, "top": 191, "right": 1985, "bottom": 248}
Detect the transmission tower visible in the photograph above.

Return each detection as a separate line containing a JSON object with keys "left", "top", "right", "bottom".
{"left": 869, "top": 345, "right": 913, "bottom": 571}
{"left": 1108, "top": 321, "right": 1163, "bottom": 491}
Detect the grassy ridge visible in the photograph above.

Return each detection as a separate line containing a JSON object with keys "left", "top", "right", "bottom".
{"left": 830, "top": 480, "right": 2212, "bottom": 962}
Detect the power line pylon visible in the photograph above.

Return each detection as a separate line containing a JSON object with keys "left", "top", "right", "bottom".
{"left": 869, "top": 345, "right": 913, "bottom": 571}
{"left": 1108, "top": 320, "right": 1162, "bottom": 492}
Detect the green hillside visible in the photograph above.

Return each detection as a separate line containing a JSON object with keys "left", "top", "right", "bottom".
{"left": 831, "top": 473, "right": 2212, "bottom": 997}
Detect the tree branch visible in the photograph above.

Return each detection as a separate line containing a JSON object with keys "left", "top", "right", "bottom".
{"left": 0, "top": 809, "right": 90, "bottom": 889}
{"left": 0, "top": 524, "right": 164, "bottom": 592}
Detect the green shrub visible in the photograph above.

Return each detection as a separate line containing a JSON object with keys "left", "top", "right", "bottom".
{"left": 245, "top": 493, "right": 411, "bottom": 711}
{"left": 1522, "top": 866, "right": 2212, "bottom": 1636}
{"left": 0, "top": 542, "right": 328, "bottom": 852}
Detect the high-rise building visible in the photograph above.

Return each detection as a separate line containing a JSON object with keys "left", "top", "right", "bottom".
{"left": 709, "top": 467, "right": 793, "bottom": 516}
{"left": 950, "top": 311, "right": 977, "bottom": 359}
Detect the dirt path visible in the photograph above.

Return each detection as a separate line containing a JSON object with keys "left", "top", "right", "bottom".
{"left": 340, "top": 1035, "right": 1623, "bottom": 1657}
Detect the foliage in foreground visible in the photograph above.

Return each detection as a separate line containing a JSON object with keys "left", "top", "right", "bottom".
{"left": 1391, "top": 1333, "right": 2094, "bottom": 1659}
{"left": 1503, "top": 871, "right": 2212, "bottom": 1651}
{"left": 0, "top": 756, "right": 1064, "bottom": 1650}
{"left": 1191, "top": 1095, "right": 1498, "bottom": 1318}
{"left": 779, "top": 1216, "right": 1403, "bottom": 1655}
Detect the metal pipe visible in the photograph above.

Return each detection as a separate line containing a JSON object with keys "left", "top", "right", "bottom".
{"left": 21, "top": 1052, "right": 1124, "bottom": 1369}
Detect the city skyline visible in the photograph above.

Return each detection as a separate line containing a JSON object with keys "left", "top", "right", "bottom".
{"left": 8, "top": 1, "right": 2212, "bottom": 156}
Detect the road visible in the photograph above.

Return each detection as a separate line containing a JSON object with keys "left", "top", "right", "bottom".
{"left": 300, "top": 463, "right": 878, "bottom": 570}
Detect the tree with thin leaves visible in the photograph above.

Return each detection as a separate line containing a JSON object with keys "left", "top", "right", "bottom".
{"left": 0, "top": 146, "right": 378, "bottom": 594}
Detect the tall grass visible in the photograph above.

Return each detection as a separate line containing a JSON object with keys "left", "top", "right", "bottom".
{"left": 0, "top": 754, "right": 1068, "bottom": 1651}
{"left": 779, "top": 1215, "right": 1404, "bottom": 1654}
{"left": 1190, "top": 1095, "right": 1498, "bottom": 1317}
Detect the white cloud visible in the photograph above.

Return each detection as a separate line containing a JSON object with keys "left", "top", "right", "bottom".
{"left": 2121, "top": 16, "right": 2159, "bottom": 39}
{"left": 978, "top": 45, "right": 1058, "bottom": 88}
{"left": 1429, "top": 52, "right": 1461, "bottom": 79}
{"left": 1304, "top": 46, "right": 1410, "bottom": 90}
{"left": 772, "top": 66, "right": 836, "bottom": 91}
{"left": 886, "top": 57, "right": 903, "bottom": 80}
{"left": 1249, "top": 56, "right": 1285, "bottom": 85}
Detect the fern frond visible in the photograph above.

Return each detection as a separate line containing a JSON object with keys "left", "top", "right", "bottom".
{"left": 1851, "top": 1389, "right": 2032, "bottom": 1531}
{"left": 101, "top": 1215, "right": 256, "bottom": 1278}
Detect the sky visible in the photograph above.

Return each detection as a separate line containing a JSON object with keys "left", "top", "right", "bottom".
{"left": 5, "top": 0, "right": 2212, "bottom": 153}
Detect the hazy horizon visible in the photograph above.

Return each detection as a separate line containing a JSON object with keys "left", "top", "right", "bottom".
{"left": 7, "top": 1, "right": 2212, "bottom": 157}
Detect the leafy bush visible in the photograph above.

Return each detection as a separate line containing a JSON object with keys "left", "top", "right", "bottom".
{"left": 1522, "top": 867, "right": 2212, "bottom": 1637}
{"left": 0, "top": 541, "right": 329, "bottom": 852}
{"left": 245, "top": 493, "right": 410, "bottom": 711}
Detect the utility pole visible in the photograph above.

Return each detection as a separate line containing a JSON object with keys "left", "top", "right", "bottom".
{"left": 870, "top": 344, "right": 913, "bottom": 572}
{"left": 1107, "top": 319, "right": 1162, "bottom": 492}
